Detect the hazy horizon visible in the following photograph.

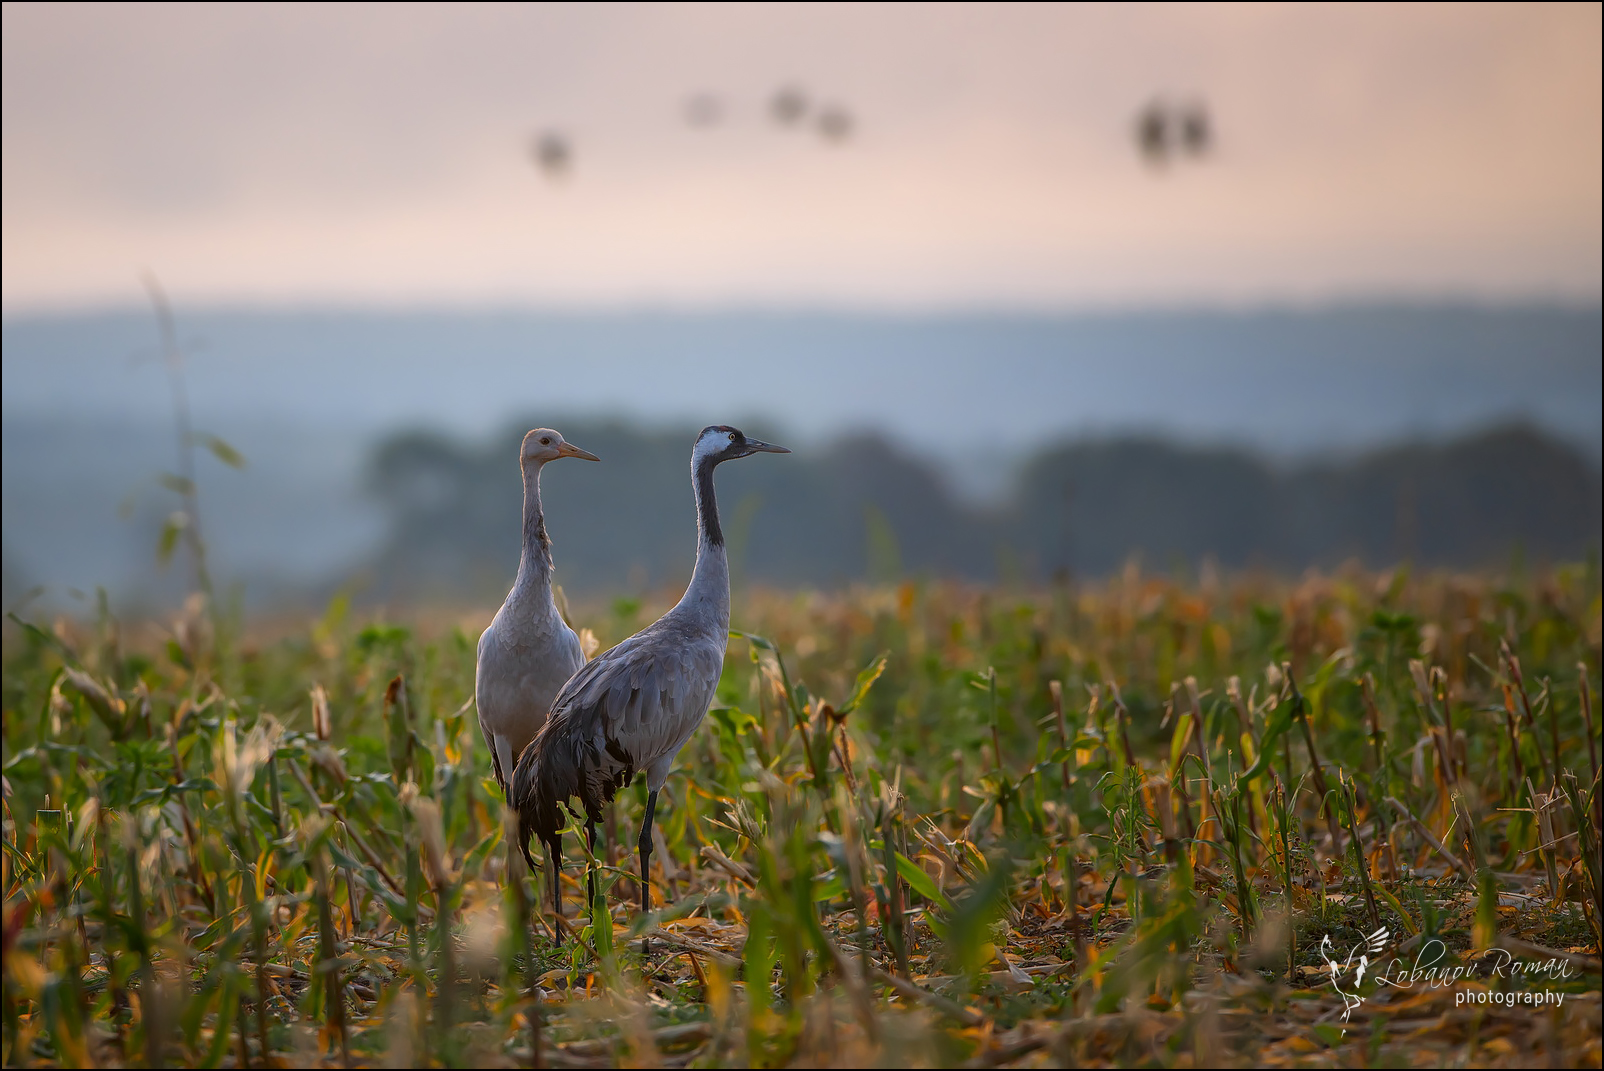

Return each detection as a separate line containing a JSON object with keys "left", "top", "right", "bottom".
{"left": 6, "top": 303, "right": 1599, "bottom": 468}
{"left": 4, "top": 303, "right": 1599, "bottom": 610}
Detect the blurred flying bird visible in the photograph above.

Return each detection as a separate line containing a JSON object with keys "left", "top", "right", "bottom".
{"left": 817, "top": 105, "right": 854, "bottom": 143}
{"left": 1135, "top": 98, "right": 1213, "bottom": 167}
{"left": 513, "top": 425, "right": 789, "bottom": 934}
{"left": 476, "top": 429, "right": 600, "bottom": 800}
{"left": 1135, "top": 99, "right": 1169, "bottom": 165}
{"left": 770, "top": 84, "right": 809, "bottom": 126}
{"left": 1179, "top": 101, "right": 1211, "bottom": 156}
{"left": 532, "top": 131, "right": 572, "bottom": 178}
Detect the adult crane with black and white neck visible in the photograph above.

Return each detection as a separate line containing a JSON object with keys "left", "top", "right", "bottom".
{"left": 475, "top": 428, "right": 600, "bottom": 800}
{"left": 512, "top": 424, "right": 788, "bottom": 928}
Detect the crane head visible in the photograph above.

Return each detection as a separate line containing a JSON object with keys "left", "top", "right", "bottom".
{"left": 521, "top": 428, "right": 600, "bottom": 467}
{"left": 694, "top": 425, "right": 790, "bottom": 465}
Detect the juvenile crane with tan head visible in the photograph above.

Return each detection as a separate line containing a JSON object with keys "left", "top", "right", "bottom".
{"left": 512, "top": 425, "right": 788, "bottom": 930}
{"left": 475, "top": 428, "right": 600, "bottom": 799}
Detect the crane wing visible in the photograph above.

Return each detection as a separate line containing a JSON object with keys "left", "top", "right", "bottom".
{"left": 533, "top": 618, "right": 725, "bottom": 817}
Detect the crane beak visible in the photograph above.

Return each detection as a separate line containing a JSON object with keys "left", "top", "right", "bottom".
{"left": 557, "top": 442, "right": 601, "bottom": 462}
{"left": 744, "top": 438, "right": 790, "bottom": 455}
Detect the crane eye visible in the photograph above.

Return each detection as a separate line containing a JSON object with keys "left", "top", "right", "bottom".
{"left": 727, "top": 432, "right": 736, "bottom": 442}
{"left": 540, "top": 437, "right": 551, "bottom": 445}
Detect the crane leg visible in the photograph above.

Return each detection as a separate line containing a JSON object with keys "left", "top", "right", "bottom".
{"left": 637, "top": 789, "right": 659, "bottom": 917}
{"left": 543, "top": 834, "right": 564, "bottom": 941}
{"left": 638, "top": 788, "right": 659, "bottom": 956}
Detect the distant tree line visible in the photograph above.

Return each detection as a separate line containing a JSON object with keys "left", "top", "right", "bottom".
{"left": 365, "top": 420, "right": 1601, "bottom": 599}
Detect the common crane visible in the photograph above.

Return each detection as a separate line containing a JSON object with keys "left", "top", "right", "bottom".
{"left": 476, "top": 428, "right": 599, "bottom": 800}
{"left": 512, "top": 425, "right": 788, "bottom": 928}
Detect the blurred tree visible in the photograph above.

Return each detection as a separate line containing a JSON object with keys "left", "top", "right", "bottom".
{"left": 364, "top": 421, "right": 1600, "bottom": 598}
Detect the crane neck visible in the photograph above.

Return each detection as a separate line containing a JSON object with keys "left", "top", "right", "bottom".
{"left": 513, "top": 460, "right": 554, "bottom": 597}
{"left": 681, "top": 454, "right": 730, "bottom": 622}
{"left": 694, "top": 454, "right": 723, "bottom": 548}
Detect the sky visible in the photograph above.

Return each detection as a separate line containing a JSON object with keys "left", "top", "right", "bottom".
{"left": 3, "top": 2, "right": 1601, "bottom": 312}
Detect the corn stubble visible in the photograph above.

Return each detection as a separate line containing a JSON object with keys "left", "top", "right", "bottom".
{"left": 2, "top": 565, "right": 1601, "bottom": 1067}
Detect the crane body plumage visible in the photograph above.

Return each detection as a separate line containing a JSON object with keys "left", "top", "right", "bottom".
{"left": 512, "top": 425, "right": 787, "bottom": 929}
{"left": 475, "top": 429, "right": 598, "bottom": 798}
